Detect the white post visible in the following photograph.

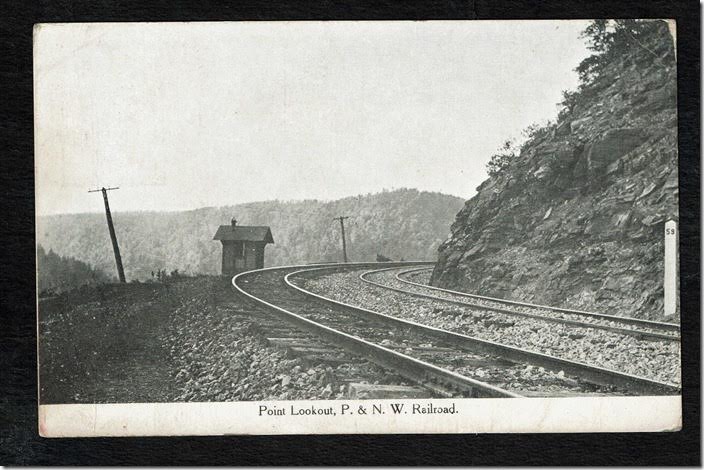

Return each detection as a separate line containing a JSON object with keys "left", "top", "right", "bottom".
{"left": 664, "top": 219, "right": 677, "bottom": 318}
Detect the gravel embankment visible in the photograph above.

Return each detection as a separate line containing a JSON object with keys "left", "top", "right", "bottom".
{"left": 165, "top": 278, "right": 405, "bottom": 401}
{"left": 300, "top": 270, "right": 681, "bottom": 385}
{"left": 391, "top": 268, "right": 678, "bottom": 337}
{"left": 39, "top": 276, "right": 402, "bottom": 403}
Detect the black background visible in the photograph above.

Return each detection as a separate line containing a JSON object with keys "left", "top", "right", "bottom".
{"left": 1, "top": 0, "right": 700, "bottom": 465}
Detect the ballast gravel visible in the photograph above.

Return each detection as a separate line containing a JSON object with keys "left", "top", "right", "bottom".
{"left": 300, "top": 270, "right": 681, "bottom": 385}
{"left": 166, "top": 278, "right": 409, "bottom": 401}
{"left": 388, "top": 268, "right": 679, "bottom": 337}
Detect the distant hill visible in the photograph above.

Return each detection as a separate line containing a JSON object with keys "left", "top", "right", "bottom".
{"left": 37, "top": 245, "right": 112, "bottom": 294}
{"left": 37, "top": 189, "right": 464, "bottom": 280}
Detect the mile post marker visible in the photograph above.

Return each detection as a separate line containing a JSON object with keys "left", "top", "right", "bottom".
{"left": 664, "top": 218, "right": 677, "bottom": 317}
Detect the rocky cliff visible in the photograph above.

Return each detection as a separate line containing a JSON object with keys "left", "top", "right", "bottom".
{"left": 432, "top": 20, "right": 678, "bottom": 321}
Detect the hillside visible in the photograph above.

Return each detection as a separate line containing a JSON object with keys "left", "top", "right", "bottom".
{"left": 37, "top": 245, "right": 112, "bottom": 294}
{"left": 432, "top": 20, "right": 678, "bottom": 321}
{"left": 37, "top": 189, "right": 463, "bottom": 280}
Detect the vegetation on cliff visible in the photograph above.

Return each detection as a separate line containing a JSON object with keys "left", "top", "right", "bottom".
{"left": 433, "top": 20, "right": 678, "bottom": 320}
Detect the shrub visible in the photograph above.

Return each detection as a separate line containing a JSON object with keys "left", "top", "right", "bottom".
{"left": 486, "top": 139, "right": 517, "bottom": 177}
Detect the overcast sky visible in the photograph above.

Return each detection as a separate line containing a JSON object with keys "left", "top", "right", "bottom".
{"left": 35, "top": 20, "right": 592, "bottom": 216}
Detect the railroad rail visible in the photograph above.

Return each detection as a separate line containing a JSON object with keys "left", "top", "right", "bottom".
{"left": 235, "top": 262, "right": 525, "bottom": 398}
{"left": 236, "top": 263, "right": 680, "bottom": 397}
{"left": 219, "top": 296, "right": 430, "bottom": 399}
{"left": 363, "top": 266, "right": 680, "bottom": 342}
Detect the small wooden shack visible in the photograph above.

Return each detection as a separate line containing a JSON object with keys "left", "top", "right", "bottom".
{"left": 213, "top": 219, "right": 274, "bottom": 276}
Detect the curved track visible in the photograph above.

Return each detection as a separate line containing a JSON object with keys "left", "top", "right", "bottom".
{"left": 235, "top": 262, "right": 520, "bottom": 398}
{"left": 363, "top": 266, "right": 680, "bottom": 342}
{"left": 235, "top": 263, "right": 680, "bottom": 397}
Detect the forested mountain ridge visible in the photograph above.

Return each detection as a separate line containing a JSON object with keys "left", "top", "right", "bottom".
{"left": 432, "top": 20, "right": 678, "bottom": 320}
{"left": 37, "top": 245, "right": 112, "bottom": 294}
{"left": 37, "top": 189, "right": 463, "bottom": 281}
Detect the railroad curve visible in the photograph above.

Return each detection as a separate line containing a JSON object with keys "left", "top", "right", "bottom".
{"left": 393, "top": 266, "right": 680, "bottom": 339}
{"left": 234, "top": 263, "right": 680, "bottom": 398}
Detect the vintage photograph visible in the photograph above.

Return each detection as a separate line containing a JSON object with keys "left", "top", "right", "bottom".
{"left": 34, "top": 19, "right": 680, "bottom": 436}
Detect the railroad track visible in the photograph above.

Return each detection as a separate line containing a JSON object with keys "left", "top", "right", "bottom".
{"left": 219, "top": 298, "right": 431, "bottom": 399}
{"left": 235, "top": 263, "right": 520, "bottom": 398}
{"left": 235, "top": 263, "right": 680, "bottom": 398}
{"left": 300, "top": 265, "right": 680, "bottom": 389}
{"left": 363, "top": 266, "right": 680, "bottom": 342}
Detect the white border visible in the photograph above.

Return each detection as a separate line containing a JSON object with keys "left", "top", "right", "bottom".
{"left": 39, "top": 396, "right": 681, "bottom": 437}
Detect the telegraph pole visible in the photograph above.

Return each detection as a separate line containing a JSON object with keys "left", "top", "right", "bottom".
{"left": 333, "top": 216, "right": 350, "bottom": 262}
{"left": 89, "top": 186, "right": 126, "bottom": 283}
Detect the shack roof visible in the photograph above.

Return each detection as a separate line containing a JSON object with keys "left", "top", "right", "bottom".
{"left": 213, "top": 225, "right": 274, "bottom": 243}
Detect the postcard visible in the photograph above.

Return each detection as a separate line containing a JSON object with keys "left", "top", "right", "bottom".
{"left": 34, "top": 19, "right": 680, "bottom": 437}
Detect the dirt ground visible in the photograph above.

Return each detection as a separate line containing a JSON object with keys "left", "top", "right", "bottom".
{"left": 38, "top": 280, "right": 194, "bottom": 403}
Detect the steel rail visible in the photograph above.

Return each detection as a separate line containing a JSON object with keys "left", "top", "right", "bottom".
{"left": 397, "top": 267, "right": 680, "bottom": 334}
{"left": 287, "top": 265, "right": 680, "bottom": 396}
{"left": 359, "top": 267, "right": 678, "bottom": 342}
{"left": 233, "top": 262, "right": 521, "bottom": 399}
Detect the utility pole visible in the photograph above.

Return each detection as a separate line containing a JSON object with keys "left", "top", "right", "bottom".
{"left": 332, "top": 216, "right": 350, "bottom": 263}
{"left": 89, "top": 186, "right": 126, "bottom": 283}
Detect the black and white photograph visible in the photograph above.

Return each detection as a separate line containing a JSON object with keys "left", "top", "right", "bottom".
{"left": 34, "top": 19, "right": 681, "bottom": 436}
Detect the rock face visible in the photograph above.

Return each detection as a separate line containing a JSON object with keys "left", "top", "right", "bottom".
{"left": 432, "top": 21, "right": 678, "bottom": 321}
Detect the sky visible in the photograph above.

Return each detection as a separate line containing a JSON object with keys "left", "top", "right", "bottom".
{"left": 34, "top": 20, "right": 592, "bottom": 216}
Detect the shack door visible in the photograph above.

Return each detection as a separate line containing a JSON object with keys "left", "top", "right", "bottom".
{"left": 222, "top": 243, "right": 236, "bottom": 275}
{"left": 245, "top": 243, "right": 256, "bottom": 269}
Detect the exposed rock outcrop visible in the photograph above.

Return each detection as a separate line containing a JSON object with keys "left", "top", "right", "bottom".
{"left": 432, "top": 21, "right": 678, "bottom": 321}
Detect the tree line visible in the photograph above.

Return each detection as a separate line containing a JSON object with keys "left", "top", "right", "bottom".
{"left": 37, "top": 188, "right": 464, "bottom": 282}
